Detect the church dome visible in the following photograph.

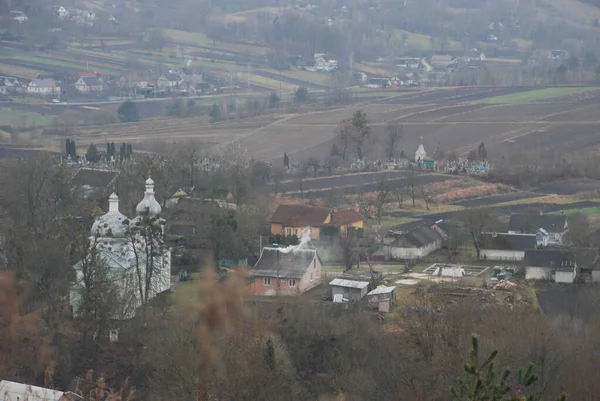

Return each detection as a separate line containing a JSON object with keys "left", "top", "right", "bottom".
{"left": 91, "top": 193, "right": 129, "bottom": 238}
{"left": 136, "top": 175, "right": 162, "bottom": 216}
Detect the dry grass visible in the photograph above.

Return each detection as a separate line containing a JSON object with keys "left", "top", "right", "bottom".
{"left": 0, "top": 63, "right": 41, "bottom": 79}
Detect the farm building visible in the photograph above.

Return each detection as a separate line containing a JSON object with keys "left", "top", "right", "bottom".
{"left": 329, "top": 278, "right": 370, "bottom": 302}
{"left": 270, "top": 204, "right": 363, "bottom": 240}
{"left": 367, "top": 286, "right": 397, "bottom": 313}
{"left": 508, "top": 212, "right": 567, "bottom": 246}
{"left": 524, "top": 249, "right": 576, "bottom": 283}
{"left": 479, "top": 232, "right": 537, "bottom": 261}
{"left": 249, "top": 247, "right": 322, "bottom": 296}
{"left": 378, "top": 225, "right": 442, "bottom": 260}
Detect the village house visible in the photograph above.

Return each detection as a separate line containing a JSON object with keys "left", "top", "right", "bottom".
{"left": 479, "top": 232, "right": 538, "bottom": 261}
{"left": 270, "top": 204, "right": 363, "bottom": 241}
{"left": 71, "top": 168, "right": 119, "bottom": 198}
{"left": 26, "top": 78, "right": 60, "bottom": 95}
{"left": 314, "top": 53, "right": 338, "bottom": 71}
{"left": 366, "top": 77, "right": 389, "bottom": 88}
{"left": 71, "top": 178, "right": 171, "bottom": 319}
{"left": 548, "top": 49, "right": 569, "bottom": 60}
{"left": 396, "top": 57, "right": 420, "bottom": 69}
{"left": 508, "top": 212, "right": 568, "bottom": 246}
{"left": 157, "top": 73, "right": 184, "bottom": 89}
{"left": 524, "top": 249, "right": 577, "bottom": 283}
{"left": 378, "top": 224, "right": 443, "bottom": 260}
{"left": 53, "top": 5, "right": 69, "bottom": 19}
{"left": 0, "top": 81, "right": 7, "bottom": 95}
{"left": 249, "top": 247, "right": 322, "bottom": 296}
{"left": 11, "top": 10, "right": 28, "bottom": 23}
{"left": 430, "top": 54, "right": 456, "bottom": 69}
{"left": 0, "top": 380, "right": 81, "bottom": 401}
{"left": 75, "top": 76, "right": 104, "bottom": 93}
{"left": 329, "top": 278, "right": 370, "bottom": 302}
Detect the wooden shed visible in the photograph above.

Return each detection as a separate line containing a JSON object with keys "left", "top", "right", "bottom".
{"left": 367, "top": 286, "right": 397, "bottom": 313}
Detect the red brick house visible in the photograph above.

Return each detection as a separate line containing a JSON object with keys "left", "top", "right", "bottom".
{"left": 249, "top": 247, "right": 322, "bottom": 296}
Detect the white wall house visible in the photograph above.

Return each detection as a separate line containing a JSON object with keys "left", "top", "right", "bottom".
{"left": 70, "top": 177, "right": 171, "bottom": 320}
{"left": 479, "top": 232, "right": 537, "bottom": 261}
{"left": 524, "top": 249, "right": 576, "bottom": 284}
{"left": 379, "top": 225, "right": 442, "bottom": 260}
{"left": 27, "top": 79, "right": 60, "bottom": 95}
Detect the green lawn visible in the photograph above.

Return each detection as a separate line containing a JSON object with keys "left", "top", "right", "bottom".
{"left": 552, "top": 206, "right": 600, "bottom": 216}
{"left": 0, "top": 108, "right": 54, "bottom": 126}
{"left": 475, "top": 87, "right": 598, "bottom": 104}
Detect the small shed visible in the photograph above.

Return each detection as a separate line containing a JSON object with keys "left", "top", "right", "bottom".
{"left": 367, "top": 286, "right": 397, "bottom": 313}
{"left": 329, "top": 278, "right": 370, "bottom": 301}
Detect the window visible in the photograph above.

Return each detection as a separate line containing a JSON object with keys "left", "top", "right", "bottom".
{"left": 289, "top": 279, "right": 296, "bottom": 287}
{"left": 264, "top": 277, "right": 271, "bottom": 286}
{"left": 286, "top": 228, "right": 292, "bottom": 235}
{"left": 310, "top": 273, "right": 313, "bottom": 282}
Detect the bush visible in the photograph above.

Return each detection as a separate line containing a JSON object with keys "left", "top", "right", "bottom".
{"left": 117, "top": 100, "right": 140, "bottom": 123}
{"left": 294, "top": 86, "right": 308, "bottom": 102}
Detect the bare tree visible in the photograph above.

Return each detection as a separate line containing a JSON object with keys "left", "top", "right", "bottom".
{"left": 455, "top": 207, "right": 494, "bottom": 259}
{"left": 305, "top": 157, "right": 321, "bottom": 178}
{"left": 348, "top": 109, "right": 371, "bottom": 160}
{"left": 386, "top": 121, "right": 403, "bottom": 161}
{"left": 392, "top": 185, "right": 406, "bottom": 208}
{"left": 407, "top": 169, "right": 418, "bottom": 208}
{"left": 339, "top": 228, "right": 361, "bottom": 271}
{"left": 126, "top": 211, "right": 168, "bottom": 315}
{"left": 419, "top": 185, "right": 434, "bottom": 210}
{"left": 374, "top": 177, "right": 391, "bottom": 220}
{"left": 335, "top": 119, "right": 352, "bottom": 162}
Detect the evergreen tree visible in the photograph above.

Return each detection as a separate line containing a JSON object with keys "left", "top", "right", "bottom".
{"left": 65, "top": 139, "right": 72, "bottom": 158}
{"left": 117, "top": 100, "right": 140, "bottom": 123}
{"left": 209, "top": 103, "right": 221, "bottom": 122}
{"left": 85, "top": 144, "right": 100, "bottom": 163}
{"left": 452, "top": 335, "right": 567, "bottom": 401}
{"left": 477, "top": 142, "right": 487, "bottom": 160}
{"left": 119, "top": 143, "right": 126, "bottom": 161}
{"left": 106, "top": 142, "right": 110, "bottom": 157}
{"left": 110, "top": 142, "right": 116, "bottom": 157}
{"left": 126, "top": 143, "right": 132, "bottom": 159}
{"left": 283, "top": 153, "right": 289, "bottom": 168}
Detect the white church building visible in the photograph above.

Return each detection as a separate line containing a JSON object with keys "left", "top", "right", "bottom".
{"left": 70, "top": 177, "right": 171, "bottom": 320}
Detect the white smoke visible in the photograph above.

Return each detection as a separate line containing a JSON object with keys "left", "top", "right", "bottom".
{"left": 277, "top": 228, "right": 312, "bottom": 254}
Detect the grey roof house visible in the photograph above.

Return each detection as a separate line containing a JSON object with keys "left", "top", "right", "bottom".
{"left": 71, "top": 168, "right": 119, "bottom": 198}
{"left": 377, "top": 225, "right": 442, "bottom": 260}
{"left": 508, "top": 212, "right": 567, "bottom": 245}
{"left": 524, "top": 248, "right": 577, "bottom": 283}
{"left": 479, "top": 232, "right": 537, "bottom": 261}
{"left": 249, "top": 247, "right": 322, "bottom": 296}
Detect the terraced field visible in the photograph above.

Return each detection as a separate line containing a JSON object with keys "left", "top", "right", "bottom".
{"left": 28, "top": 85, "right": 600, "bottom": 165}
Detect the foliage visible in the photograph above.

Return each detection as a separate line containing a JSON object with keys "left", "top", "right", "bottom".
{"left": 118, "top": 101, "right": 140, "bottom": 123}
{"left": 268, "top": 91, "right": 280, "bottom": 108}
{"left": 65, "top": 138, "right": 77, "bottom": 159}
{"left": 209, "top": 103, "right": 222, "bottom": 122}
{"left": 452, "top": 335, "right": 567, "bottom": 401}
{"left": 294, "top": 86, "right": 308, "bottom": 102}
{"left": 85, "top": 144, "right": 101, "bottom": 163}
